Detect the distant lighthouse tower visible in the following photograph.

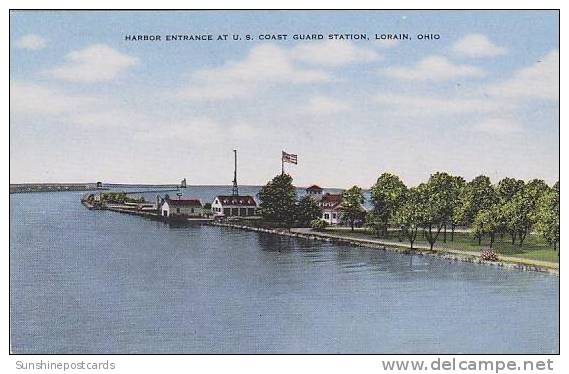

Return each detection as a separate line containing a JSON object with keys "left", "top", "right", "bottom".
{"left": 232, "top": 149, "right": 239, "bottom": 196}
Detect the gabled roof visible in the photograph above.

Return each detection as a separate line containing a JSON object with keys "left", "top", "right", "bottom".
{"left": 306, "top": 184, "right": 323, "bottom": 191}
{"left": 215, "top": 195, "right": 257, "bottom": 207}
{"left": 166, "top": 198, "right": 202, "bottom": 207}
{"left": 321, "top": 193, "right": 341, "bottom": 204}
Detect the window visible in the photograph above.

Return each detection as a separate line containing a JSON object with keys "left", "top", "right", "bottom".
{"left": 332, "top": 213, "right": 337, "bottom": 219}
{"left": 324, "top": 213, "right": 330, "bottom": 219}
{"left": 191, "top": 208, "right": 194, "bottom": 213}
{"left": 176, "top": 208, "right": 180, "bottom": 213}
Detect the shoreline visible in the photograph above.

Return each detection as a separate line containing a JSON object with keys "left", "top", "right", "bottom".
{"left": 210, "top": 222, "right": 559, "bottom": 276}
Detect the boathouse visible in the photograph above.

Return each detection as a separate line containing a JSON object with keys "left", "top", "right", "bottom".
{"left": 160, "top": 198, "right": 204, "bottom": 218}
{"left": 211, "top": 195, "right": 257, "bottom": 217}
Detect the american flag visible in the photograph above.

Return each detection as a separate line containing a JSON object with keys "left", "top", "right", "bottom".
{"left": 282, "top": 151, "right": 298, "bottom": 164}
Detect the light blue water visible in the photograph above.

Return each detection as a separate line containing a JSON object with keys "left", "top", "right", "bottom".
{"left": 10, "top": 188, "right": 559, "bottom": 353}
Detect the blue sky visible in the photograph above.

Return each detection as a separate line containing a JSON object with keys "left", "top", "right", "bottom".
{"left": 10, "top": 10, "right": 559, "bottom": 188}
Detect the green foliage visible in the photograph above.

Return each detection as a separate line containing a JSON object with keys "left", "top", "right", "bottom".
{"left": 499, "top": 180, "right": 551, "bottom": 247}
{"left": 258, "top": 173, "right": 297, "bottom": 227}
{"left": 496, "top": 177, "right": 525, "bottom": 203}
{"left": 502, "top": 192, "right": 533, "bottom": 247}
{"left": 414, "top": 174, "right": 460, "bottom": 250}
{"left": 455, "top": 175, "right": 498, "bottom": 227}
{"left": 472, "top": 205, "right": 504, "bottom": 248}
{"left": 296, "top": 195, "right": 322, "bottom": 227}
{"left": 369, "top": 173, "right": 407, "bottom": 237}
{"left": 535, "top": 187, "right": 560, "bottom": 250}
{"left": 340, "top": 185, "right": 365, "bottom": 231}
{"left": 101, "top": 192, "right": 128, "bottom": 204}
{"left": 394, "top": 187, "right": 422, "bottom": 249}
{"left": 310, "top": 219, "right": 329, "bottom": 230}
{"left": 425, "top": 172, "right": 458, "bottom": 223}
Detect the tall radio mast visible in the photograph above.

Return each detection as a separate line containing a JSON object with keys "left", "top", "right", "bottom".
{"left": 232, "top": 149, "right": 239, "bottom": 196}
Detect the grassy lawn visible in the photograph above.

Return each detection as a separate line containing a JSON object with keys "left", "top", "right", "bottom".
{"left": 324, "top": 227, "right": 559, "bottom": 264}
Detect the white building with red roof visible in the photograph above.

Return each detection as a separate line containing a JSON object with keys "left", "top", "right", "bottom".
{"left": 318, "top": 192, "right": 343, "bottom": 225}
{"left": 211, "top": 195, "right": 258, "bottom": 217}
{"left": 160, "top": 198, "right": 204, "bottom": 218}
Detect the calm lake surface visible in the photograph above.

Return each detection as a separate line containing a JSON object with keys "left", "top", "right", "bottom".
{"left": 10, "top": 187, "right": 559, "bottom": 353}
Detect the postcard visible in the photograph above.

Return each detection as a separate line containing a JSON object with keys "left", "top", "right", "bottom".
{"left": 9, "top": 9, "right": 559, "bottom": 356}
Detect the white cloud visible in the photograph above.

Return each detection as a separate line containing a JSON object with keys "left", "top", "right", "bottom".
{"left": 47, "top": 44, "right": 138, "bottom": 82}
{"left": 382, "top": 55, "right": 485, "bottom": 81}
{"left": 179, "top": 44, "right": 331, "bottom": 100}
{"left": 471, "top": 117, "right": 523, "bottom": 134}
{"left": 304, "top": 96, "right": 351, "bottom": 115}
{"left": 452, "top": 34, "right": 507, "bottom": 58}
{"left": 291, "top": 40, "right": 380, "bottom": 67}
{"left": 486, "top": 50, "right": 559, "bottom": 101}
{"left": 375, "top": 93, "right": 515, "bottom": 117}
{"left": 10, "top": 81, "right": 95, "bottom": 116}
{"left": 15, "top": 34, "right": 47, "bottom": 50}
{"left": 133, "top": 117, "right": 221, "bottom": 144}
{"left": 10, "top": 81, "right": 152, "bottom": 132}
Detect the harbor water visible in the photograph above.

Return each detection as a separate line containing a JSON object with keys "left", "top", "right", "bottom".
{"left": 10, "top": 188, "right": 559, "bottom": 353}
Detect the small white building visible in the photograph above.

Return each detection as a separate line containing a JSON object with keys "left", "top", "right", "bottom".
{"left": 211, "top": 195, "right": 257, "bottom": 217}
{"left": 161, "top": 198, "right": 204, "bottom": 219}
{"left": 318, "top": 193, "right": 342, "bottom": 225}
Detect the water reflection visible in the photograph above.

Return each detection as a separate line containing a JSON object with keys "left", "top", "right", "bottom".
{"left": 10, "top": 191, "right": 559, "bottom": 354}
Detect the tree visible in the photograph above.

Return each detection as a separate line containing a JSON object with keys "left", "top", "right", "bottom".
{"left": 449, "top": 176, "right": 466, "bottom": 241}
{"left": 496, "top": 177, "right": 525, "bottom": 203}
{"left": 427, "top": 172, "right": 460, "bottom": 243}
{"left": 310, "top": 219, "right": 329, "bottom": 231}
{"left": 500, "top": 179, "right": 550, "bottom": 247}
{"left": 535, "top": 186, "right": 560, "bottom": 251}
{"left": 257, "top": 173, "right": 297, "bottom": 227}
{"left": 395, "top": 187, "right": 422, "bottom": 250}
{"left": 369, "top": 173, "right": 407, "bottom": 238}
{"left": 416, "top": 177, "right": 448, "bottom": 251}
{"left": 524, "top": 179, "right": 550, "bottom": 223}
{"left": 502, "top": 192, "right": 533, "bottom": 247}
{"left": 472, "top": 205, "right": 504, "bottom": 248}
{"left": 455, "top": 175, "right": 498, "bottom": 244}
{"left": 340, "top": 185, "right": 365, "bottom": 231}
{"left": 296, "top": 195, "right": 322, "bottom": 227}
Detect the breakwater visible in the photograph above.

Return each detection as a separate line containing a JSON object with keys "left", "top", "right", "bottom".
{"left": 10, "top": 183, "right": 105, "bottom": 194}
{"left": 210, "top": 222, "right": 559, "bottom": 275}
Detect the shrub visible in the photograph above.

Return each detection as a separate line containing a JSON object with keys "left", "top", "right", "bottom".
{"left": 310, "top": 219, "right": 329, "bottom": 231}
{"left": 480, "top": 248, "right": 499, "bottom": 262}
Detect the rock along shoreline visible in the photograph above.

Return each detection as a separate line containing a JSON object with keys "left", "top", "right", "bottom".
{"left": 209, "top": 222, "right": 559, "bottom": 276}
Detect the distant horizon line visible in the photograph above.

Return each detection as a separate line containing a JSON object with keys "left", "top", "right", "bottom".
{"left": 8, "top": 182, "right": 349, "bottom": 190}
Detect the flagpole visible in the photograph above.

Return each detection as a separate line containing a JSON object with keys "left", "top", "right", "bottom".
{"left": 281, "top": 152, "right": 284, "bottom": 175}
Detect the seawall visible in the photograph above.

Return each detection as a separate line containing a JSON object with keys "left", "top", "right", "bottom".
{"left": 210, "top": 222, "right": 559, "bottom": 276}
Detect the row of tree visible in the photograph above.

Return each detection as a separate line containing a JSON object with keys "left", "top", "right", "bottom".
{"left": 365, "top": 173, "right": 559, "bottom": 251}
{"left": 257, "top": 172, "right": 559, "bottom": 253}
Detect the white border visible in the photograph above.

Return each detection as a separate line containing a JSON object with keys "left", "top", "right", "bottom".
{"left": 2, "top": 2, "right": 564, "bottom": 373}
